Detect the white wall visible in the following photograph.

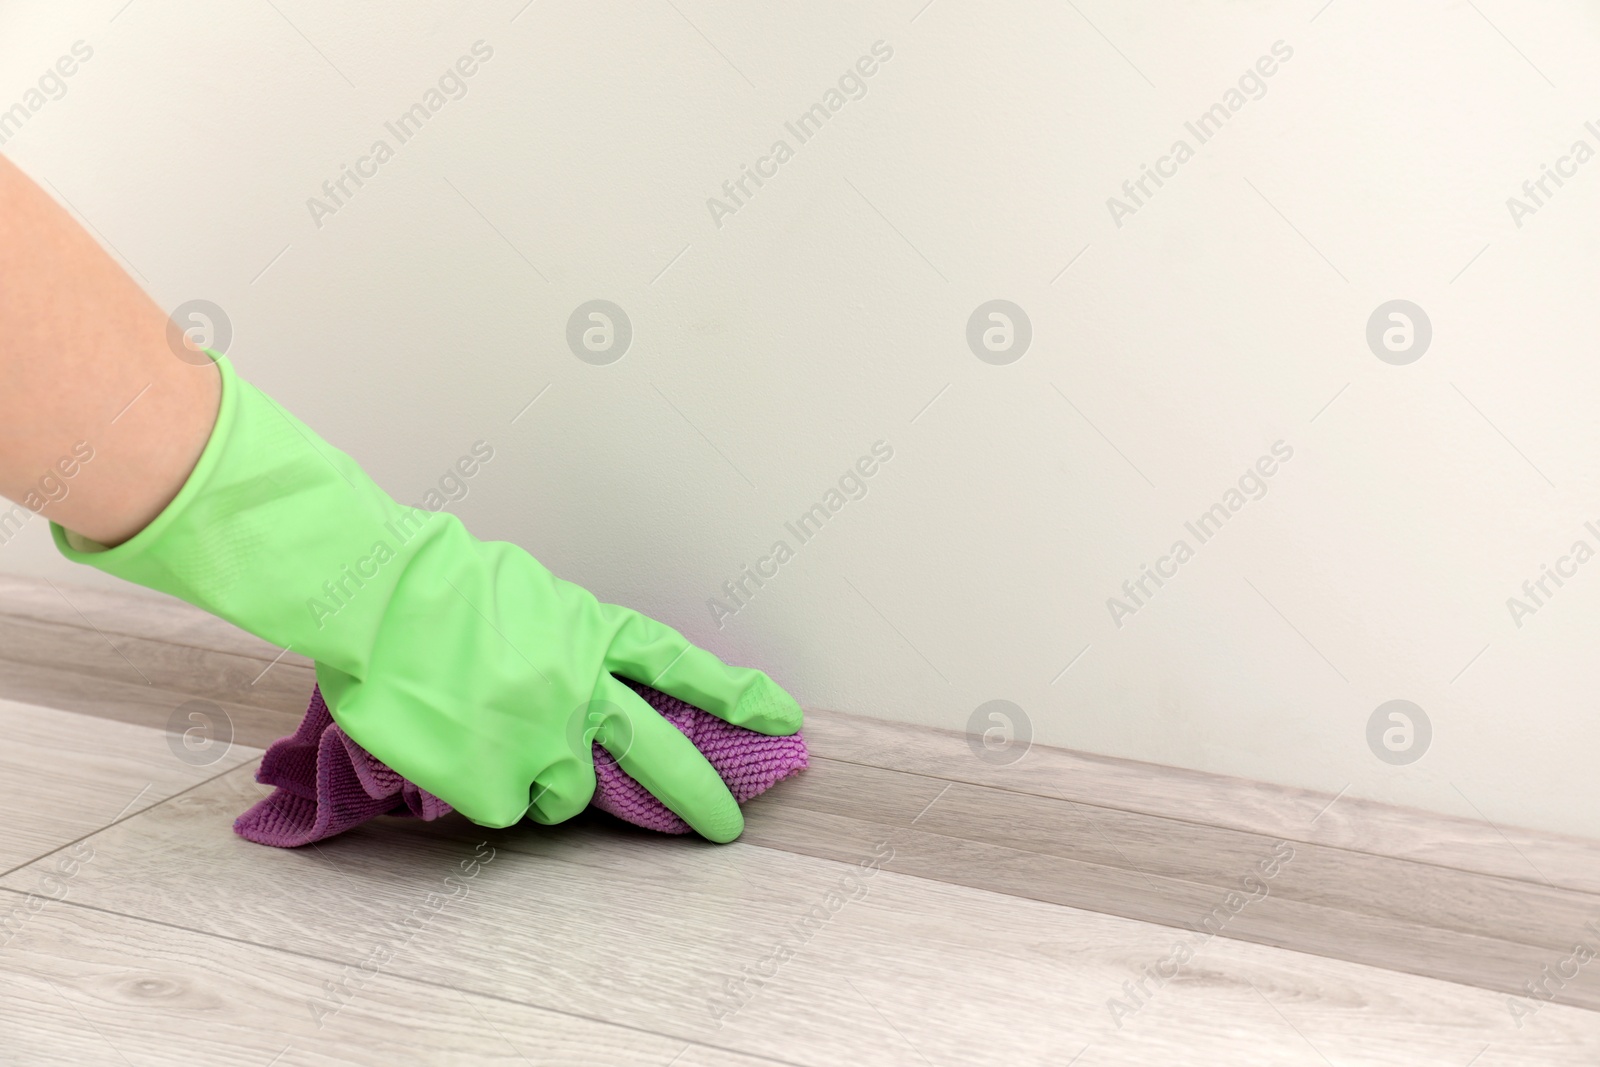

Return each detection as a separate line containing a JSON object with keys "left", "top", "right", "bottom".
{"left": 4, "top": 0, "right": 1599, "bottom": 838}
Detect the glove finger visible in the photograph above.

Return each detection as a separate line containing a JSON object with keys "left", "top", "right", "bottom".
{"left": 593, "top": 672, "right": 744, "bottom": 843}
{"left": 524, "top": 752, "right": 596, "bottom": 826}
{"left": 599, "top": 605, "right": 802, "bottom": 737}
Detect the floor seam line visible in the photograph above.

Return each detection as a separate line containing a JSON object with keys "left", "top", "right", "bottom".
{"left": 803, "top": 754, "right": 1595, "bottom": 894}
{"left": 736, "top": 824, "right": 1597, "bottom": 961}
{"left": 0, "top": 888, "right": 813, "bottom": 1067}
{"left": 0, "top": 757, "right": 263, "bottom": 882}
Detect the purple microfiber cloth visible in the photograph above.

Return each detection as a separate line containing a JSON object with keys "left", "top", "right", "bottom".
{"left": 234, "top": 681, "right": 808, "bottom": 847}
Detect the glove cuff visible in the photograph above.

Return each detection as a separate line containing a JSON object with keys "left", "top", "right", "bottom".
{"left": 53, "top": 346, "right": 240, "bottom": 563}
{"left": 50, "top": 348, "right": 434, "bottom": 679}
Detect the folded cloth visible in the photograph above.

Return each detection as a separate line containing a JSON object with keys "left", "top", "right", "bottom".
{"left": 234, "top": 681, "right": 808, "bottom": 847}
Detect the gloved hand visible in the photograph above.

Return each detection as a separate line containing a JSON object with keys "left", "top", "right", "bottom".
{"left": 51, "top": 352, "right": 802, "bottom": 841}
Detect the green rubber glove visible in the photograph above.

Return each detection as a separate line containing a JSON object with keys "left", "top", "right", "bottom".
{"left": 51, "top": 352, "right": 802, "bottom": 841}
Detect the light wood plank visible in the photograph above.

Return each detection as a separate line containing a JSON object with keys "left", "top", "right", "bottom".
{"left": 745, "top": 775, "right": 1600, "bottom": 1011}
{"left": 0, "top": 655, "right": 305, "bottom": 749}
{"left": 11, "top": 576, "right": 1600, "bottom": 1016}
{"left": 803, "top": 707, "right": 1600, "bottom": 895}
{"left": 0, "top": 572, "right": 311, "bottom": 667}
{"left": 11, "top": 570, "right": 1598, "bottom": 899}
{"left": 0, "top": 898, "right": 774, "bottom": 1066}
{"left": 0, "top": 699, "right": 259, "bottom": 873}
{"left": 0, "top": 612, "right": 315, "bottom": 711}
{"left": 5, "top": 762, "right": 1596, "bottom": 1067}
{"left": 770, "top": 758, "right": 1600, "bottom": 954}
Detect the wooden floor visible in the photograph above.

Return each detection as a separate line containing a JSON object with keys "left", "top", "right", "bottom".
{"left": 3, "top": 574, "right": 1600, "bottom": 1064}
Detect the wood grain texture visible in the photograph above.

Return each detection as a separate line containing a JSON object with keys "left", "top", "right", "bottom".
{"left": 4, "top": 762, "right": 1598, "bottom": 1067}
{"left": 11, "top": 571, "right": 1597, "bottom": 899}
{"left": 0, "top": 612, "right": 315, "bottom": 712}
{"left": 0, "top": 574, "right": 310, "bottom": 746}
{"left": 771, "top": 758, "right": 1600, "bottom": 951}
{"left": 8, "top": 570, "right": 1600, "bottom": 1062}
{"left": 0, "top": 656, "right": 304, "bottom": 750}
{"left": 802, "top": 706, "right": 1600, "bottom": 895}
{"left": 744, "top": 762, "right": 1600, "bottom": 1011}
{"left": 0, "top": 698, "right": 259, "bottom": 873}
{"left": 0, "top": 898, "right": 774, "bottom": 1067}
{"left": 0, "top": 572, "right": 311, "bottom": 666}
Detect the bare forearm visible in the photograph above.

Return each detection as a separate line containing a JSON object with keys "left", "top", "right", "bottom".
{"left": 0, "top": 153, "right": 219, "bottom": 545}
